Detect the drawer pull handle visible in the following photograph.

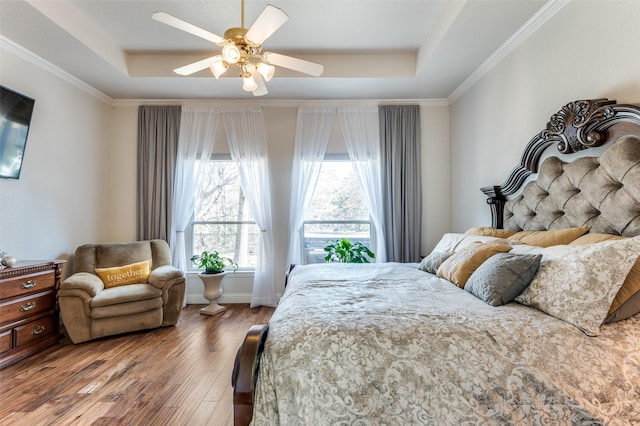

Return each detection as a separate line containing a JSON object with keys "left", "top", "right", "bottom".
{"left": 32, "top": 325, "right": 46, "bottom": 335}
{"left": 20, "top": 301, "right": 36, "bottom": 312}
{"left": 21, "top": 280, "right": 37, "bottom": 289}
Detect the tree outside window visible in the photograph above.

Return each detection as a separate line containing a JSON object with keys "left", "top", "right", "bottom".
{"left": 192, "top": 160, "right": 259, "bottom": 268}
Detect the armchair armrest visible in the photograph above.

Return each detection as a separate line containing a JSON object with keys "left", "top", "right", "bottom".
{"left": 148, "top": 265, "right": 185, "bottom": 289}
{"left": 60, "top": 272, "right": 104, "bottom": 297}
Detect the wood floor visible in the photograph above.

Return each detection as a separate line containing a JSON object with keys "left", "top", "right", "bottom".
{"left": 0, "top": 304, "right": 274, "bottom": 426}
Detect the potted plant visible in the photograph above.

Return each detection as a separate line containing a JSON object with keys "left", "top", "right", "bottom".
{"left": 324, "top": 238, "right": 375, "bottom": 263}
{"left": 190, "top": 251, "right": 238, "bottom": 316}
{"left": 190, "top": 250, "right": 238, "bottom": 274}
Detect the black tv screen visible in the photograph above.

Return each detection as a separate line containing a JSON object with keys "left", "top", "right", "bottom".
{"left": 0, "top": 86, "right": 35, "bottom": 179}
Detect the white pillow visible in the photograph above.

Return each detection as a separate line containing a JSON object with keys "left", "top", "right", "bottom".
{"left": 513, "top": 237, "right": 640, "bottom": 336}
{"left": 431, "top": 233, "right": 467, "bottom": 253}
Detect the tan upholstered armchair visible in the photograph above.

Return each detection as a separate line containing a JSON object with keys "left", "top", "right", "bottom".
{"left": 58, "top": 240, "right": 185, "bottom": 344}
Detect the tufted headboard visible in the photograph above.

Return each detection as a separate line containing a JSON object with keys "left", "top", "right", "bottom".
{"left": 482, "top": 99, "right": 640, "bottom": 236}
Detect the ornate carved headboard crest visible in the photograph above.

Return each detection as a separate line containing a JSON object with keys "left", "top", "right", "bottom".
{"left": 481, "top": 98, "right": 640, "bottom": 229}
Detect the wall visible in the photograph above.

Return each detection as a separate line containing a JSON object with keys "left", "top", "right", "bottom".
{"left": 0, "top": 48, "right": 112, "bottom": 275}
{"left": 421, "top": 105, "right": 450, "bottom": 255}
{"left": 449, "top": 0, "right": 640, "bottom": 232}
{"left": 109, "top": 103, "right": 450, "bottom": 303}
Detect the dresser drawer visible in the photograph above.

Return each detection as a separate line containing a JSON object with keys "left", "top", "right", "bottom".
{"left": 0, "top": 330, "right": 11, "bottom": 354}
{"left": 0, "top": 270, "right": 55, "bottom": 299}
{"left": 15, "top": 315, "right": 58, "bottom": 348}
{"left": 0, "top": 291, "right": 56, "bottom": 325}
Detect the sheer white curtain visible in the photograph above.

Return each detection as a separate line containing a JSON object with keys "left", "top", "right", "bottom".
{"left": 221, "top": 106, "right": 277, "bottom": 307}
{"left": 170, "top": 106, "right": 219, "bottom": 272}
{"left": 338, "top": 106, "right": 387, "bottom": 262}
{"left": 287, "top": 106, "right": 336, "bottom": 265}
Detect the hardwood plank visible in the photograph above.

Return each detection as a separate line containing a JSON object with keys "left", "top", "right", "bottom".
{"left": 0, "top": 304, "right": 274, "bottom": 425}
{"left": 187, "top": 401, "right": 218, "bottom": 425}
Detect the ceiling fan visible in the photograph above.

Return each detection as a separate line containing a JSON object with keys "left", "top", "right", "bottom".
{"left": 152, "top": 0, "right": 324, "bottom": 96}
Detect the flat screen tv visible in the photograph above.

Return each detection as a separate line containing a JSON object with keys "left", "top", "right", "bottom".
{"left": 0, "top": 86, "right": 35, "bottom": 179}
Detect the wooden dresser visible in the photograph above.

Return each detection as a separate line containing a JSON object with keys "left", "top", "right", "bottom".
{"left": 0, "top": 260, "right": 65, "bottom": 369}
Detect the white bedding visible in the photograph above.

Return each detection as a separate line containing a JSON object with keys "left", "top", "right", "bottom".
{"left": 252, "top": 263, "right": 640, "bottom": 425}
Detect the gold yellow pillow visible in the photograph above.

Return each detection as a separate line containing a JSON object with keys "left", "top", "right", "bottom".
{"left": 95, "top": 260, "right": 151, "bottom": 289}
{"left": 437, "top": 242, "right": 512, "bottom": 288}
{"left": 569, "top": 233, "right": 625, "bottom": 245}
{"left": 510, "top": 226, "right": 590, "bottom": 247}
{"left": 464, "top": 226, "right": 517, "bottom": 239}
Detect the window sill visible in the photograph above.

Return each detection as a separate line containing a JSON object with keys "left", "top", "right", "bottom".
{"left": 187, "top": 269, "right": 255, "bottom": 278}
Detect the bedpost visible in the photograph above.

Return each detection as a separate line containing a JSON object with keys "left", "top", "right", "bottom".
{"left": 480, "top": 185, "right": 506, "bottom": 229}
{"left": 232, "top": 324, "right": 269, "bottom": 426}
{"left": 284, "top": 263, "right": 295, "bottom": 288}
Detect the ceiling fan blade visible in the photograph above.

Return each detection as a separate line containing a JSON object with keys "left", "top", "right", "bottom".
{"left": 251, "top": 69, "right": 268, "bottom": 97}
{"left": 152, "top": 12, "right": 224, "bottom": 45}
{"left": 174, "top": 55, "right": 223, "bottom": 76}
{"left": 245, "top": 5, "right": 289, "bottom": 45}
{"left": 262, "top": 52, "right": 323, "bottom": 77}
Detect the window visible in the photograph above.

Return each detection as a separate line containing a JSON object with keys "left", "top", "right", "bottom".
{"left": 192, "top": 159, "right": 259, "bottom": 269}
{"left": 302, "top": 159, "right": 373, "bottom": 264}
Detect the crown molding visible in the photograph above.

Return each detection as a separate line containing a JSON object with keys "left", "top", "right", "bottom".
{"left": 447, "top": 0, "right": 570, "bottom": 104}
{"left": 1, "top": 35, "right": 114, "bottom": 105}
{"left": 109, "top": 98, "right": 450, "bottom": 108}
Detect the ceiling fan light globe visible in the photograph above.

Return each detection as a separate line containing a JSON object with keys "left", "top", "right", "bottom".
{"left": 242, "top": 75, "right": 258, "bottom": 92}
{"left": 210, "top": 61, "right": 228, "bottom": 79}
{"left": 222, "top": 44, "right": 241, "bottom": 64}
{"left": 257, "top": 62, "right": 275, "bottom": 81}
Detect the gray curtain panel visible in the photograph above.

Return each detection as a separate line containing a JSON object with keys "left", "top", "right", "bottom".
{"left": 137, "top": 105, "right": 182, "bottom": 241}
{"left": 379, "top": 105, "right": 422, "bottom": 262}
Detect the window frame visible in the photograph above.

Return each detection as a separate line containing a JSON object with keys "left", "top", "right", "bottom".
{"left": 188, "top": 154, "right": 259, "bottom": 272}
{"left": 299, "top": 154, "right": 376, "bottom": 264}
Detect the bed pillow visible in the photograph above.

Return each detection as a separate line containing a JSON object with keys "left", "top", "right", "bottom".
{"left": 569, "top": 233, "right": 625, "bottom": 245}
{"left": 568, "top": 233, "right": 640, "bottom": 323}
{"left": 430, "top": 233, "right": 468, "bottom": 253}
{"left": 509, "top": 226, "right": 590, "bottom": 247}
{"left": 513, "top": 237, "right": 640, "bottom": 336}
{"left": 465, "top": 253, "right": 542, "bottom": 306}
{"left": 430, "top": 233, "right": 513, "bottom": 255}
{"left": 436, "top": 242, "right": 512, "bottom": 288}
{"left": 95, "top": 260, "right": 151, "bottom": 289}
{"left": 464, "top": 226, "right": 517, "bottom": 238}
{"left": 417, "top": 251, "right": 453, "bottom": 274}
{"left": 606, "top": 259, "right": 640, "bottom": 323}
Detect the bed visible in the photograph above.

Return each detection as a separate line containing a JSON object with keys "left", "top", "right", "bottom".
{"left": 231, "top": 98, "right": 640, "bottom": 425}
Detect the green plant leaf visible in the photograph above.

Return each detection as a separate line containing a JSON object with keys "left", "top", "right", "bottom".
{"left": 323, "top": 238, "right": 375, "bottom": 264}
{"left": 191, "top": 250, "right": 238, "bottom": 273}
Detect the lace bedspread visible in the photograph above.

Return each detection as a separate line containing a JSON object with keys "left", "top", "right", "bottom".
{"left": 252, "top": 263, "right": 640, "bottom": 425}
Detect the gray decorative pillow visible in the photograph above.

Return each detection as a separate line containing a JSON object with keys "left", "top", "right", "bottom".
{"left": 465, "top": 253, "right": 542, "bottom": 306}
{"left": 418, "top": 251, "right": 452, "bottom": 274}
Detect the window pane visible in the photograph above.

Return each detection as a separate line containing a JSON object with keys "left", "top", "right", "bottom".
{"left": 303, "top": 161, "right": 373, "bottom": 264}
{"left": 195, "top": 161, "right": 244, "bottom": 222}
{"left": 193, "top": 160, "right": 258, "bottom": 268}
{"left": 305, "top": 162, "right": 369, "bottom": 221}
{"left": 193, "top": 223, "right": 259, "bottom": 268}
